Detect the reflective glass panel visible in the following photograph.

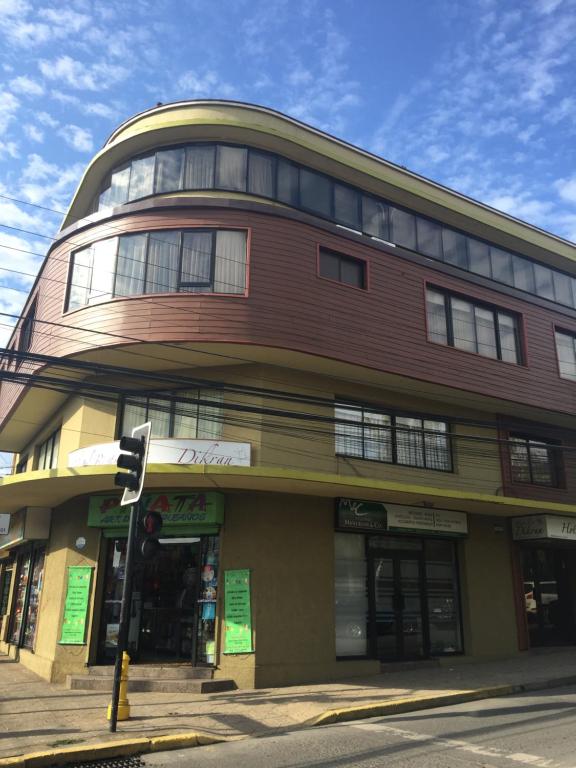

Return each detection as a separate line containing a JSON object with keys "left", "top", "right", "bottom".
{"left": 300, "top": 168, "right": 331, "bottom": 216}
{"left": 216, "top": 146, "right": 247, "bottom": 191}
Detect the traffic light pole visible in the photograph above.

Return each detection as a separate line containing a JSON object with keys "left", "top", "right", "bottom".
{"left": 109, "top": 499, "right": 140, "bottom": 733}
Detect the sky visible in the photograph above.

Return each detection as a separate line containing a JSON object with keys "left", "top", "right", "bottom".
{"left": 1, "top": 0, "right": 576, "bottom": 469}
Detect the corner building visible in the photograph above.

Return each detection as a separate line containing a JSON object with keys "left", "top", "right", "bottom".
{"left": 1, "top": 101, "right": 576, "bottom": 688}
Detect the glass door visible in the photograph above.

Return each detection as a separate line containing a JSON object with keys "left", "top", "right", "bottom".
{"left": 522, "top": 548, "right": 574, "bottom": 647}
{"left": 371, "top": 553, "right": 425, "bottom": 660}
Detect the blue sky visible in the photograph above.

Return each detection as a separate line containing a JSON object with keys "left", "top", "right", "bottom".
{"left": 1, "top": 0, "right": 576, "bottom": 469}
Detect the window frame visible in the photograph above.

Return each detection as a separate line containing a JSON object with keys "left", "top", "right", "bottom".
{"left": 118, "top": 390, "right": 224, "bottom": 441}
{"left": 508, "top": 432, "right": 562, "bottom": 487}
{"left": 18, "top": 299, "right": 37, "bottom": 358}
{"left": 65, "top": 227, "right": 249, "bottom": 312}
{"left": 317, "top": 246, "right": 368, "bottom": 290}
{"left": 335, "top": 401, "right": 453, "bottom": 473}
{"left": 36, "top": 429, "right": 60, "bottom": 471}
{"left": 426, "top": 285, "right": 523, "bottom": 365}
{"left": 554, "top": 328, "right": 576, "bottom": 382}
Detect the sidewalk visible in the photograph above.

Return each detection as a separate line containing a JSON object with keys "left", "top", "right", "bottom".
{"left": 2, "top": 648, "right": 576, "bottom": 765}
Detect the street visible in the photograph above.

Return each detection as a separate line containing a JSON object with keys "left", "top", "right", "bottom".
{"left": 144, "top": 684, "right": 576, "bottom": 768}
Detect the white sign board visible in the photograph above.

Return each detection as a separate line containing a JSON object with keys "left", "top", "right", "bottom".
{"left": 513, "top": 515, "right": 576, "bottom": 542}
{"left": 0, "top": 514, "right": 10, "bottom": 535}
{"left": 68, "top": 439, "right": 252, "bottom": 469}
{"left": 386, "top": 504, "right": 468, "bottom": 536}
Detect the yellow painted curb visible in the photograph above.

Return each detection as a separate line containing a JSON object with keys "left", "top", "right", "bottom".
{"left": 0, "top": 732, "right": 228, "bottom": 768}
{"left": 308, "top": 685, "right": 518, "bottom": 727}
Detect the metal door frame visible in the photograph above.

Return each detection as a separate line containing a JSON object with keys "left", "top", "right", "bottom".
{"left": 368, "top": 548, "right": 429, "bottom": 661}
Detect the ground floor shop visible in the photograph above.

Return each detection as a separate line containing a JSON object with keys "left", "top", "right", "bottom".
{"left": 513, "top": 515, "right": 576, "bottom": 649}
{"left": 0, "top": 490, "right": 551, "bottom": 688}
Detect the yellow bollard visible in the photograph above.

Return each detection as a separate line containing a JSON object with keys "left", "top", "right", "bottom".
{"left": 107, "top": 651, "right": 131, "bottom": 721}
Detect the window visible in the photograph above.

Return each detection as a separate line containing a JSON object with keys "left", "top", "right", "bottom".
{"left": 335, "top": 403, "right": 452, "bottom": 471}
{"left": 15, "top": 454, "right": 28, "bottom": 474}
{"left": 509, "top": 434, "right": 560, "bottom": 486}
{"left": 426, "top": 288, "right": 521, "bottom": 364}
{"left": 319, "top": 248, "right": 366, "bottom": 289}
{"left": 555, "top": 330, "right": 576, "bottom": 381}
{"left": 18, "top": 300, "right": 36, "bottom": 355}
{"left": 37, "top": 429, "right": 60, "bottom": 470}
{"left": 67, "top": 229, "right": 247, "bottom": 310}
{"left": 121, "top": 391, "right": 223, "bottom": 440}
{"left": 94, "top": 141, "right": 576, "bottom": 312}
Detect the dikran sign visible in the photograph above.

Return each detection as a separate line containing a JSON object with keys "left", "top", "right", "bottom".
{"left": 68, "top": 439, "right": 251, "bottom": 468}
{"left": 512, "top": 515, "right": 576, "bottom": 542}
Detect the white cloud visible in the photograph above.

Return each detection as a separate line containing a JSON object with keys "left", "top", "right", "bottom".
{"left": 555, "top": 176, "right": 576, "bottom": 204}
{"left": 177, "top": 70, "right": 236, "bottom": 98}
{"left": 0, "top": 141, "right": 19, "bottom": 160}
{"left": 0, "top": 91, "right": 19, "bottom": 136}
{"left": 36, "top": 111, "right": 58, "bottom": 128}
{"left": 38, "top": 55, "right": 129, "bottom": 91}
{"left": 9, "top": 75, "right": 44, "bottom": 96}
{"left": 59, "top": 125, "right": 93, "bottom": 153}
{"left": 0, "top": 0, "right": 30, "bottom": 17}
{"left": 23, "top": 124, "right": 43, "bottom": 143}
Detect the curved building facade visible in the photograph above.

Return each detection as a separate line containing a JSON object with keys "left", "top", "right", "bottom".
{"left": 1, "top": 101, "right": 576, "bottom": 688}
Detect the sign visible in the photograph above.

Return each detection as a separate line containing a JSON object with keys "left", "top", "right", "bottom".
{"left": 387, "top": 505, "right": 468, "bottom": 535}
{"left": 68, "top": 439, "right": 251, "bottom": 468}
{"left": 59, "top": 566, "right": 93, "bottom": 645}
{"left": 0, "top": 507, "right": 51, "bottom": 551}
{"left": 336, "top": 498, "right": 387, "bottom": 532}
{"left": 337, "top": 499, "right": 467, "bottom": 537}
{"left": 0, "top": 514, "right": 9, "bottom": 535}
{"left": 512, "top": 515, "right": 576, "bottom": 542}
{"left": 224, "top": 569, "right": 253, "bottom": 654}
{"left": 88, "top": 491, "right": 225, "bottom": 529}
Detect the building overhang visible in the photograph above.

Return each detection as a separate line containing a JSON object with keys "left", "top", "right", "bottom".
{"left": 0, "top": 464, "right": 574, "bottom": 519}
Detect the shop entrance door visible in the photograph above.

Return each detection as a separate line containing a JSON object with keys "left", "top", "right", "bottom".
{"left": 522, "top": 548, "right": 575, "bottom": 647}
{"left": 98, "top": 536, "right": 218, "bottom": 664}
{"left": 370, "top": 553, "right": 426, "bottom": 660}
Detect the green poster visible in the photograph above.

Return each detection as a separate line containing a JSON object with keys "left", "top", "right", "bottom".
{"left": 59, "top": 566, "right": 93, "bottom": 645}
{"left": 224, "top": 569, "right": 253, "bottom": 654}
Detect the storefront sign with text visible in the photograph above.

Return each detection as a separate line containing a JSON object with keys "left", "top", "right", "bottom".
{"left": 88, "top": 491, "right": 225, "bottom": 528}
{"left": 69, "top": 439, "right": 250, "bottom": 468}
{"left": 512, "top": 515, "right": 576, "bottom": 541}
{"left": 337, "top": 499, "right": 467, "bottom": 537}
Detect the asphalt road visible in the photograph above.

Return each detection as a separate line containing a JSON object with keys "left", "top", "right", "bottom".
{"left": 143, "top": 684, "right": 576, "bottom": 768}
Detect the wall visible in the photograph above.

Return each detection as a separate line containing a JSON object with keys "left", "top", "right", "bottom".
{"left": 4, "top": 204, "right": 576, "bottom": 432}
{"left": 459, "top": 514, "right": 518, "bottom": 658}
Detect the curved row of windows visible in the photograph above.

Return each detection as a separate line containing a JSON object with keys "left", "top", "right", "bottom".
{"left": 96, "top": 141, "right": 576, "bottom": 311}
{"left": 67, "top": 228, "right": 247, "bottom": 311}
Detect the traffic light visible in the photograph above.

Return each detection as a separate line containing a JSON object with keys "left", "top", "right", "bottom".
{"left": 114, "top": 422, "right": 151, "bottom": 506}
{"left": 140, "top": 510, "right": 163, "bottom": 559}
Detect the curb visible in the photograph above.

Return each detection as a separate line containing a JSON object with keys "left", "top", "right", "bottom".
{"left": 307, "top": 674, "right": 576, "bottom": 727}
{"left": 2, "top": 674, "right": 576, "bottom": 767}
{"left": 0, "top": 732, "right": 228, "bottom": 768}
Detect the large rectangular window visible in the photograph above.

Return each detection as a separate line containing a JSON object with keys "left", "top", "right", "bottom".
{"left": 121, "top": 391, "right": 224, "bottom": 440}
{"left": 509, "top": 434, "right": 560, "bottom": 487}
{"left": 37, "top": 429, "right": 60, "bottom": 470}
{"left": 555, "top": 329, "right": 576, "bottom": 381}
{"left": 335, "top": 404, "right": 452, "bottom": 471}
{"left": 426, "top": 287, "right": 521, "bottom": 364}
{"left": 67, "top": 229, "right": 247, "bottom": 310}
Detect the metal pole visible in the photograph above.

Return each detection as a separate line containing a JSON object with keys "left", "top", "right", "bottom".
{"left": 109, "top": 500, "right": 140, "bottom": 732}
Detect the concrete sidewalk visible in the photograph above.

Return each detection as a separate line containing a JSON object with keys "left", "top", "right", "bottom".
{"left": 2, "top": 648, "right": 576, "bottom": 765}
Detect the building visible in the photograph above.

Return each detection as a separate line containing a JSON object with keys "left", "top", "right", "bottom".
{"left": 1, "top": 100, "right": 576, "bottom": 689}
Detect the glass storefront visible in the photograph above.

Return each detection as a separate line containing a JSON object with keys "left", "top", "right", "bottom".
{"left": 9, "top": 547, "right": 45, "bottom": 649}
{"left": 521, "top": 546, "right": 576, "bottom": 647}
{"left": 335, "top": 532, "right": 462, "bottom": 660}
{"left": 98, "top": 535, "right": 219, "bottom": 664}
